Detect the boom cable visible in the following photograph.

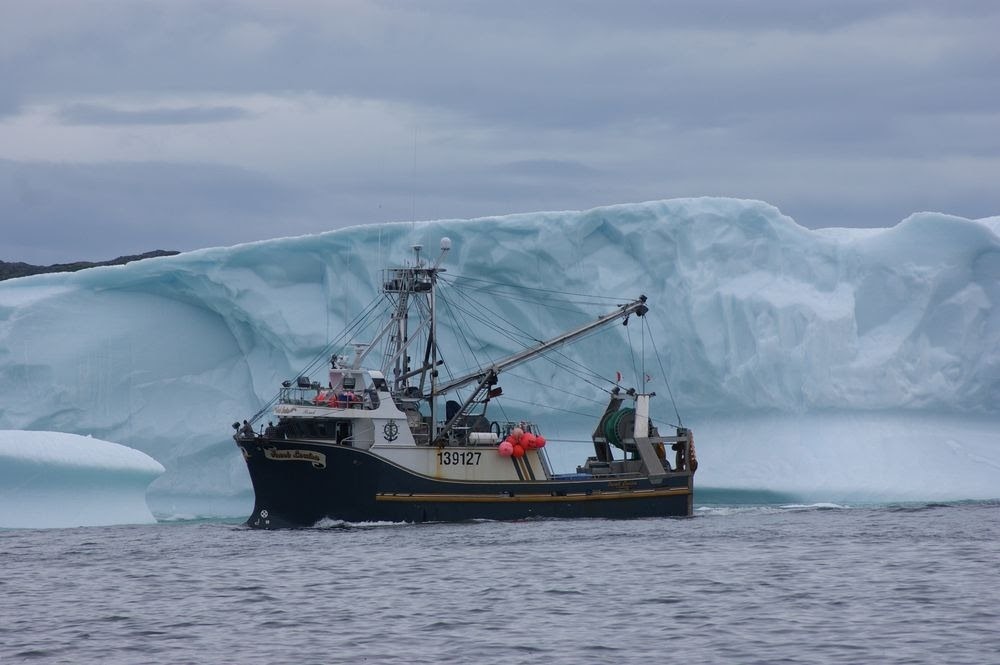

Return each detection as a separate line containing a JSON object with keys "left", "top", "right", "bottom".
{"left": 248, "top": 295, "right": 386, "bottom": 424}
{"left": 645, "top": 314, "right": 682, "bottom": 427}
{"left": 439, "top": 282, "right": 620, "bottom": 392}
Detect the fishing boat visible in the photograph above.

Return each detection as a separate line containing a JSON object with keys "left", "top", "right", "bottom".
{"left": 234, "top": 238, "right": 696, "bottom": 528}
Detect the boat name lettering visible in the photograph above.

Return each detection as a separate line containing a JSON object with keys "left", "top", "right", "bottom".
{"left": 608, "top": 479, "right": 637, "bottom": 490}
{"left": 437, "top": 450, "right": 482, "bottom": 466}
{"left": 264, "top": 448, "right": 327, "bottom": 469}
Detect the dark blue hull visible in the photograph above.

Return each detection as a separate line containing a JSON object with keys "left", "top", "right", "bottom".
{"left": 239, "top": 439, "right": 693, "bottom": 528}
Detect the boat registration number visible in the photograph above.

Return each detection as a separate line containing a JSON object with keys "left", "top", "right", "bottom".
{"left": 437, "top": 451, "right": 482, "bottom": 466}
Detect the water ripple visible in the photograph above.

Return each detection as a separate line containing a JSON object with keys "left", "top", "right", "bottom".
{"left": 3, "top": 502, "right": 999, "bottom": 664}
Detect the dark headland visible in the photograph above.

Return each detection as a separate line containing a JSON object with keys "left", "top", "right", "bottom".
{"left": 0, "top": 250, "right": 179, "bottom": 282}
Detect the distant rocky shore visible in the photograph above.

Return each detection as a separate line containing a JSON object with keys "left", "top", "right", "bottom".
{"left": 0, "top": 250, "right": 179, "bottom": 281}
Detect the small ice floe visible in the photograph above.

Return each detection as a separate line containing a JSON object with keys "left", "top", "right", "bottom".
{"left": 0, "top": 430, "right": 164, "bottom": 529}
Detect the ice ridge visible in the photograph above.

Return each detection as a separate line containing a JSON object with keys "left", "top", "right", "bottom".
{"left": 0, "top": 197, "right": 997, "bottom": 512}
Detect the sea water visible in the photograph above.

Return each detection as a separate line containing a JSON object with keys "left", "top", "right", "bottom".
{"left": 2, "top": 501, "right": 998, "bottom": 664}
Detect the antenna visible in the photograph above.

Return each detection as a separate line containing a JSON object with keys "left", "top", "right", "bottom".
{"left": 432, "top": 237, "right": 451, "bottom": 269}
{"left": 411, "top": 125, "right": 418, "bottom": 225}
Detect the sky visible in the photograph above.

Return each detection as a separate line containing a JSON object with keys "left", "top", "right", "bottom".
{"left": 1, "top": 0, "right": 999, "bottom": 264}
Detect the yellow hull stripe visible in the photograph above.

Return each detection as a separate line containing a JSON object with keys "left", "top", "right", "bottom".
{"left": 375, "top": 487, "right": 691, "bottom": 503}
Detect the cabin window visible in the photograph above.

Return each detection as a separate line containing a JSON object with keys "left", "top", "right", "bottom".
{"left": 280, "top": 418, "right": 351, "bottom": 442}
{"left": 336, "top": 421, "right": 353, "bottom": 445}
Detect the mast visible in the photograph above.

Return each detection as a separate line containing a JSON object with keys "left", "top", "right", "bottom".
{"left": 429, "top": 259, "right": 439, "bottom": 437}
{"left": 381, "top": 238, "right": 451, "bottom": 401}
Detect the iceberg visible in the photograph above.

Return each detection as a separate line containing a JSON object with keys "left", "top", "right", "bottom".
{"left": 0, "top": 430, "right": 164, "bottom": 528}
{"left": 0, "top": 198, "right": 997, "bottom": 521}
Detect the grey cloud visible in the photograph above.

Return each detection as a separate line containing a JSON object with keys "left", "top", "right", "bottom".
{"left": 0, "top": 159, "right": 312, "bottom": 264}
{"left": 0, "top": 1, "right": 994, "bottom": 154}
{"left": 496, "top": 159, "right": 600, "bottom": 178}
{"left": 0, "top": 1, "right": 998, "bottom": 264}
{"left": 414, "top": 0, "right": 1000, "bottom": 33}
{"left": 58, "top": 103, "right": 251, "bottom": 126}
{"left": 0, "top": 91, "right": 20, "bottom": 119}
{"left": 5, "top": 1, "right": 996, "bottom": 131}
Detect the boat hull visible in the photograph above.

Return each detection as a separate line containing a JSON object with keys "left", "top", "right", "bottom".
{"left": 239, "top": 438, "right": 693, "bottom": 528}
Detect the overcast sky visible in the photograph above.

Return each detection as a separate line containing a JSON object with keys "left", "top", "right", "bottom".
{"left": 2, "top": 1, "right": 998, "bottom": 264}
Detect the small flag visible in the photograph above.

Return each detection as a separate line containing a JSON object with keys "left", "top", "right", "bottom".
{"left": 645, "top": 373, "right": 653, "bottom": 383}
{"left": 615, "top": 371, "right": 622, "bottom": 383}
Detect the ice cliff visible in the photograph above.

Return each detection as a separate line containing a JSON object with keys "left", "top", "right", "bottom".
{"left": 0, "top": 198, "right": 997, "bottom": 518}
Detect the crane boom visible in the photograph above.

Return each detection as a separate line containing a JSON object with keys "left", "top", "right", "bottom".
{"left": 430, "top": 295, "right": 648, "bottom": 397}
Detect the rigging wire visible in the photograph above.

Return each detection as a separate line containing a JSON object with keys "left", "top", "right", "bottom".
{"left": 443, "top": 286, "right": 548, "bottom": 352}
{"left": 625, "top": 320, "right": 639, "bottom": 389}
{"left": 434, "top": 287, "right": 492, "bottom": 415}
{"left": 436, "top": 283, "right": 531, "bottom": 425}
{"left": 644, "top": 313, "right": 682, "bottom": 427}
{"left": 505, "top": 370, "right": 612, "bottom": 408}
{"left": 444, "top": 275, "right": 684, "bottom": 432}
{"left": 437, "top": 282, "right": 609, "bottom": 316}
{"left": 642, "top": 319, "right": 646, "bottom": 392}
{"left": 438, "top": 273, "right": 606, "bottom": 429}
{"left": 248, "top": 263, "right": 684, "bottom": 439}
{"left": 491, "top": 394, "right": 605, "bottom": 421}
{"left": 440, "top": 289, "right": 504, "bottom": 422}
{"left": 442, "top": 277, "right": 616, "bottom": 382}
{"left": 436, "top": 280, "right": 626, "bottom": 428}
{"left": 440, "top": 284, "right": 619, "bottom": 392}
{"left": 435, "top": 288, "right": 483, "bottom": 379}
{"left": 439, "top": 273, "right": 625, "bottom": 304}
{"left": 310, "top": 297, "right": 386, "bottom": 373}
{"left": 248, "top": 295, "right": 387, "bottom": 424}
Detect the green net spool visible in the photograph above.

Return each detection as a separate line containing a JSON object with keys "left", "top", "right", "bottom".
{"left": 603, "top": 408, "right": 634, "bottom": 448}
{"left": 601, "top": 407, "right": 659, "bottom": 451}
